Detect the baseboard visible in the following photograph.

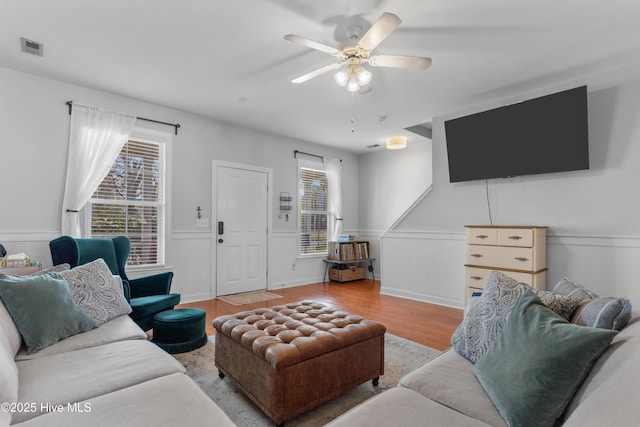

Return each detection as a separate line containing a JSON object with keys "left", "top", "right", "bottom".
{"left": 380, "top": 286, "right": 464, "bottom": 310}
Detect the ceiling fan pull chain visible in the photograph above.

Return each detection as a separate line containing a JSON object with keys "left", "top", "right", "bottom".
{"left": 351, "top": 92, "right": 355, "bottom": 133}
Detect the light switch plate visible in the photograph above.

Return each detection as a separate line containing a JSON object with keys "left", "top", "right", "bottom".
{"left": 196, "top": 218, "right": 208, "bottom": 228}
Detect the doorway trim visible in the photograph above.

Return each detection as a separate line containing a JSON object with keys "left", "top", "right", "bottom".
{"left": 212, "top": 159, "right": 273, "bottom": 297}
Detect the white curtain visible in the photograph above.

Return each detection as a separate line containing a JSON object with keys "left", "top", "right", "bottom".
{"left": 324, "top": 157, "right": 343, "bottom": 242}
{"left": 61, "top": 103, "right": 137, "bottom": 237}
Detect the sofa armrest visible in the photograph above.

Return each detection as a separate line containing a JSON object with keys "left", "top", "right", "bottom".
{"left": 129, "top": 271, "right": 173, "bottom": 298}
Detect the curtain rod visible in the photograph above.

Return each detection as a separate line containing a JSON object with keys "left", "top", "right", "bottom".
{"left": 293, "top": 150, "right": 342, "bottom": 162}
{"left": 66, "top": 101, "right": 181, "bottom": 135}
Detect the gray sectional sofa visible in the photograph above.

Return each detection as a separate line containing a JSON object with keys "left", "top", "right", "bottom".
{"left": 329, "top": 274, "right": 638, "bottom": 426}
{"left": 329, "top": 319, "right": 639, "bottom": 426}
{"left": 0, "top": 265, "right": 234, "bottom": 427}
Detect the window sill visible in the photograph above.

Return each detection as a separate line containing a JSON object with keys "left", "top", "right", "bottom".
{"left": 126, "top": 264, "right": 172, "bottom": 277}
{"left": 296, "top": 254, "right": 327, "bottom": 262}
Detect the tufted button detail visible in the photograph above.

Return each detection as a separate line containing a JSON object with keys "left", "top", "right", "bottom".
{"left": 243, "top": 315, "right": 265, "bottom": 324}
{"left": 276, "top": 329, "right": 302, "bottom": 343}
{"left": 254, "top": 319, "right": 275, "bottom": 329}
{"left": 230, "top": 323, "right": 257, "bottom": 341}
{"left": 265, "top": 324, "right": 288, "bottom": 335}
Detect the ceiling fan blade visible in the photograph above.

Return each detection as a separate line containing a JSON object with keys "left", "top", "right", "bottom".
{"left": 368, "top": 54, "right": 432, "bottom": 69}
{"left": 291, "top": 63, "right": 342, "bottom": 84}
{"left": 357, "top": 12, "right": 402, "bottom": 52}
{"left": 284, "top": 34, "right": 340, "bottom": 56}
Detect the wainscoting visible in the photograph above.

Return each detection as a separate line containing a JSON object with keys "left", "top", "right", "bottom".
{"left": 170, "top": 232, "right": 213, "bottom": 303}
{"left": 0, "top": 232, "right": 59, "bottom": 268}
{"left": 380, "top": 230, "right": 640, "bottom": 310}
{"left": 5, "top": 230, "right": 635, "bottom": 309}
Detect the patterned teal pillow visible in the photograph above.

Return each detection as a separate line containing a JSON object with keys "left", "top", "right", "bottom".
{"left": 451, "top": 271, "right": 529, "bottom": 363}
{"left": 0, "top": 274, "right": 97, "bottom": 354}
{"left": 55, "top": 258, "right": 131, "bottom": 325}
{"left": 473, "top": 289, "right": 618, "bottom": 427}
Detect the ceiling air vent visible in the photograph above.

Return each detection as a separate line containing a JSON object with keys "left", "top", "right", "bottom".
{"left": 20, "top": 37, "right": 43, "bottom": 57}
{"left": 366, "top": 144, "right": 381, "bottom": 149}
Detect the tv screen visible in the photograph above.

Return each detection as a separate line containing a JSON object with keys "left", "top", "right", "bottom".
{"left": 445, "top": 86, "right": 589, "bottom": 183}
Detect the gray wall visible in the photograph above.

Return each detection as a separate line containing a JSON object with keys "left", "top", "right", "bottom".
{"left": 381, "top": 81, "right": 640, "bottom": 309}
{"left": 0, "top": 66, "right": 359, "bottom": 300}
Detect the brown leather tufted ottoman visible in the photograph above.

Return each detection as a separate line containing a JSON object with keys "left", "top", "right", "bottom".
{"left": 213, "top": 300, "right": 386, "bottom": 425}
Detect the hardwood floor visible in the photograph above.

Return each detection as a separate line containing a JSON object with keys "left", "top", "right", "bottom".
{"left": 178, "top": 279, "right": 464, "bottom": 351}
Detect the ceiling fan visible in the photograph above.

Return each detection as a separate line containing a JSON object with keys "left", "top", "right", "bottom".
{"left": 284, "top": 12, "right": 431, "bottom": 93}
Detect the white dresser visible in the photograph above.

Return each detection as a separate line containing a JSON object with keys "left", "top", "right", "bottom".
{"left": 464, "top": 225, "right": 548, "bottom": 307}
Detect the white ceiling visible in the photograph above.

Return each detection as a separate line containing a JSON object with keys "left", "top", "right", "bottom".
{"left": 2, "top": 0, "right": 640, "bottom": 153}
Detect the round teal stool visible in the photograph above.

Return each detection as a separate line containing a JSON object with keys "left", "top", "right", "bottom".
{"left": 152, "top": 308, "right": 208, "bottom": 354}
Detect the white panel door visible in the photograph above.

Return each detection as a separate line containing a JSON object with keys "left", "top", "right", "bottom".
{"left": 216, "top": 166, "right": 268, "bottom": 296}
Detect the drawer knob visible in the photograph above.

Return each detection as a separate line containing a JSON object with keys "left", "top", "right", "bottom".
{"left": 470, "top": 276, "right": 483, "bottom": 281}
{"left": 514, "top": 257, "right": 529, "bottom": 262}
{"left": 476, "top": 235, "right": 489, "bottom": 239}
{"left": 470, "top": 254, "right": 483, "bottom": 258}
{"left": 508, "top": 235, "right": 523, "bottom": 240}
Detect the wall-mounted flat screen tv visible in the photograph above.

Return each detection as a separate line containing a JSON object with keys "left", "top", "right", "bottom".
{"left": 445, "top": 86, "right": 589, "bottom": 183}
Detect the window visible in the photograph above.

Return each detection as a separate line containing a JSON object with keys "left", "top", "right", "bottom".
{"left": 87, "top": 135, "right": 166, "bottom": 267}
{"left": 298, "top": 160, "right": 328, "bottom": 256}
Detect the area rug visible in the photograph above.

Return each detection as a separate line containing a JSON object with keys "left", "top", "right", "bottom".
{"left": 216, "top": 291, "right": 282, "bottom": 305}
{"left": 216, "top": 290, "right": 283, "bottom": 306}
{"left": 174, "top": 334, "right": 442, "bottom": 426}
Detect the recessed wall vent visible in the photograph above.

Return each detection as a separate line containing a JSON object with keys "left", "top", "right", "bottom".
{"left": 20, "top": 37, "right": 43, "bottom": 57}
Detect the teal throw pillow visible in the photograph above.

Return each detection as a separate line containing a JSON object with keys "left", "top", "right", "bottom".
{"left": 0, "top": 274, "right": 98, "bottom": 354}
{"left": 473, "top": 289, "right": 618, "bottom": 427}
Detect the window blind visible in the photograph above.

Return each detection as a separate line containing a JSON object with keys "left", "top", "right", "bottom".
{"left": 298, "top": 166, "right": 328, "bottom": 256}
{"left": 90, "top": 139, "right": 164, "bottom": 266}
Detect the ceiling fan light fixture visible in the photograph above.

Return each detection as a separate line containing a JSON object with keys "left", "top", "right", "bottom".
{"left": 356, "top": 67, "right": 372, "bottom": 86}
{"left": 386, "top": 136, "right": 407, "bottom": 150}
{"left": 334, "top": 69, "right": 349, "bottom": 87}
{"left": 346, "top": 76, "right": 361, "bottom": 92}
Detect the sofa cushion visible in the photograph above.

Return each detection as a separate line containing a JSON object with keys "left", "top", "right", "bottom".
{"left": 561, "top": 317, "right": 640, "bottom": 426}
{"left": 14, "top": 339, "right": 185, "bottom": 423}
{"left": 15, "top": 373, "right": 236, "bottom": 427}
{"left": 0, "top": 321, "right": 18, "bottom": 426}
{"left": 0, "top": 274, "right": 98, "bottom": 354}
{"left": 473, "top": 289, "right": 618, "bottom": 427}
{"left": 552, "top": 278, "right": 632, "bottom": 330}
{"left": 326, "top": 386, "right": 493, "bottom": 427}
{"left": 15, "top": 314, "right": 147, "bottom": 361}
{"left": 0, "top": 297, "right": 21, "bottom": 357}
{"left": 399, "top": 349, "right": 507, "bottom": 427}
{"left": 130, "top": 293, "right": 181, "bottom": 320}
{"left": 55, "top": 258, "right": 132, "bottom": 325}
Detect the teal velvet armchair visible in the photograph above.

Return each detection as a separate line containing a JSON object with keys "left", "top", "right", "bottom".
{"left": 49, "top": 235, "right": 180, "bottom": 330}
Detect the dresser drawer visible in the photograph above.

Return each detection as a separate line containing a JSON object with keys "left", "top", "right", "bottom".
{"left": 467, "top": 228, "right": 498, "bottom": 245}
{"left": 497, "top": 228, "right": 534, "bottom": 247}
{"left": 466, "top": 267, "right": 490, "bottom": 289}
{"left": 466, "top": 267, "right": 546, "bottom": 290}
{"left": 466, "top": 266, "right": 534, "bottom": 287}
{"left": 467, "top": 245, "right": 535, "bottom": 271}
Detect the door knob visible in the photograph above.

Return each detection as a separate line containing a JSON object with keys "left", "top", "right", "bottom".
{"left": 218, "top": 238, "right": 224, "bottom": 243}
